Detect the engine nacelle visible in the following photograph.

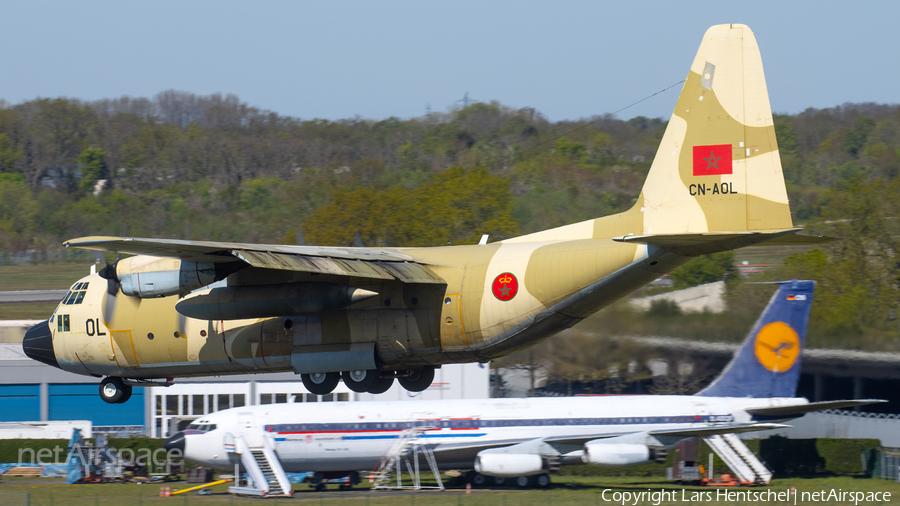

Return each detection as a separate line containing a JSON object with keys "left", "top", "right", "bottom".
{"left": 581, "top": 443, "right": 651, "bottom": 466}
{"left": 116, "top": 256, "right": 220, "bottom": 298}
{"left": 474, "top": 453, "right": 543, "bottom": 478}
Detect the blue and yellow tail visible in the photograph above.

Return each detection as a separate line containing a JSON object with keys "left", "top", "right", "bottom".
{"left": 696, "top": 280, "right": 815, "bottom": 398}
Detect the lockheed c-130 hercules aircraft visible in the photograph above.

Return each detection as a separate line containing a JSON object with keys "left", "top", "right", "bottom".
{"left": 23, "top": 24, "right": 828, "bottom": 403}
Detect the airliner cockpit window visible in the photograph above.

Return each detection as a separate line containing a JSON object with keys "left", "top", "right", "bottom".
{"left": 187, "top": 423, "right": 216, "bottom": 432}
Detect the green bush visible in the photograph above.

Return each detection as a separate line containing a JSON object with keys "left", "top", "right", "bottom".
{"left": 0, "top": 437, "right": 171, "bottom": 466}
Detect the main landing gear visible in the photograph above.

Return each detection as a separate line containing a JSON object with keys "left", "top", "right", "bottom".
{"left": 99, "top": 377, "right": 133, "bottom": 404}
{"left": 462, "top": 471, "right": 550, "bottom": 489}
{"left": 301, "top": 367, "right": 435, "bottom": 395}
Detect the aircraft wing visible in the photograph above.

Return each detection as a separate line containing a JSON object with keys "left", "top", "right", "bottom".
{"left": 647, "top": 423, "right": 790, "bottom": 438}
{"left": 746, "top": 399, "right": 887, "bottom": 418}
{"left": 63, "top": 236, "right": 445, "bottom": 284}
{"left": 429, "top": 423, "right": 787, "bottom": 457}
{"left": 538, "top": 423, "right": 787, "bottom": 446}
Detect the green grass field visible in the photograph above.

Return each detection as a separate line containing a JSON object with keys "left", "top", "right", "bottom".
{"left": 0, "top": 263, "right": 95, "bottom": 319}
{"left": 1, "top": 475, "right": 898, "bottom": 506}
{"left": 0, "top": 263, "right": 96, "bottom": 291}
{"left": 0, "top": 302, "right": 59, "bottom": 320}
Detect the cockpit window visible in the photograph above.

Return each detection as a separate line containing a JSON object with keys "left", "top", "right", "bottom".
{"left": 63, "top": 283, "right": 90, "bottom": 305}
{"left": 57, "top": 314, "right": 70, "bottom": 332}
{"left": 187, "top": 423, "right": 216, "bottom": 432}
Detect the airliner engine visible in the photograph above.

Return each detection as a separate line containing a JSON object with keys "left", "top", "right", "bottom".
{"left": 474, "top": 454, "right": 543, "bottom": 477}
{"left": 581, "top": 443, "right": 651, "bottom": 466}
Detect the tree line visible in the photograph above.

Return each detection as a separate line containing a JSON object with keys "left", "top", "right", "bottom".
{"left": 1, "top": 91, "right": 899, "bottom": 352}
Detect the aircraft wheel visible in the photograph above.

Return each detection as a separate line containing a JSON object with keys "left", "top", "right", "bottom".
{"left": 115, "top": 383, "right": 134, "bottom": 404}
{"left": 99, "top": 377, "right": 127, "bottom": 404}
{"left": 493, "top": 476, "right": 506, "bottom": 487}
{"left": 342, "top": 370, "right": 379, "bottom": 392}
{"left": 472, "top": 473, "right": 487, "bottom": 487}
{"left": 366, "top": 376, "right": 394, "bottom": 394}
{"left": 302, "top": 372, "right": 340, "bottom": 395}
{"left": 515, "top": 475, "right": 531, "bottom": 488}
{"left": 398, "top": 366, "right": 434, "bottom": 392}
{"left": 534, "top": 474, "right": 550, "bottom": 488}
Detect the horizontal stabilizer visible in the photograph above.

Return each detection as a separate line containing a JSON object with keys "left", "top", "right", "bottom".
{"left": 649, "top": 423, "right": 789, "bottom": 438}
{"left": 759, "top": 234, "right": 838, "bottom": 245}
{"left": 612, "top": 228, "right": 801, "bottom": 255}
{"left": 746, "top": 399, "right": 887, "bottom": 418}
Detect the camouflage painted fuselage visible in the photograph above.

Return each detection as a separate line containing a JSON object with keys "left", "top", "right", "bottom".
{"left": 47, "top": 24, "right": 807, "bottom": 381}
{"left": 51, "top": 223, "right": 681, "bottom": 379}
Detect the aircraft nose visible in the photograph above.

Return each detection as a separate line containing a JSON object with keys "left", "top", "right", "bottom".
{"left": 22, "top": 320, "right": 59, "bottom": 369}
{"left": 165, "top": 431, "right": 185, "bottom": 454}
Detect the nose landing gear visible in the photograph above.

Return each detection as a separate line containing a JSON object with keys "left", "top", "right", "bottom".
{"left": 99, "top": 377, "right": 133, "bottom": 404}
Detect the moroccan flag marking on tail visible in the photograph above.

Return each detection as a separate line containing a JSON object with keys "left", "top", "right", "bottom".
{"left": 692, "top": 144, "right": 733, "bottom": 176}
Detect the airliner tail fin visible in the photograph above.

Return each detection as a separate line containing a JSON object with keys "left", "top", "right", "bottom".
{"left": 696, "top": 280, "right": 814, "bottom": 398}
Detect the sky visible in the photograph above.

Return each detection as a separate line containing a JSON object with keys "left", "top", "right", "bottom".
{"left": 2, "top": 1, "right": 897, "bottom": 122}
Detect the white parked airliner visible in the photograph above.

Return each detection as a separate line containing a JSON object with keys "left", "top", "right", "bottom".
{"left": 165, "top": 281, "right": 880, "bottom": 491}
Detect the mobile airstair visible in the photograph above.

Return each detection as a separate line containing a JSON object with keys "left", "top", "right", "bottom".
{"left": 370, "top": 424, "right": 444, "bottom": 491}
{"left": 228, "top": 435, "right": 293, "bottom": 497}
{"left": 704, "top": 434, "right": 772, "bottom": 485}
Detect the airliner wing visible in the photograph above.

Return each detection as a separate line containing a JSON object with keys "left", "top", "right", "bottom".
{"left": 428, "top": 424, "right": 787, "bottom": 458}
{"left": 746, "top": 399, "right": 886, "bottom": 418}
{"left": 63, "top": 236, "right": 445, "bottom": 284}
{"left": 538, "top": 423, "right": 787, "bottom": 446}
{"left": 647, "top": 423, "right": 789, "bottom": 438}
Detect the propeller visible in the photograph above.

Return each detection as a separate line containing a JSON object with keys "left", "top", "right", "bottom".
{"left": 97, "top": 253, "right": 122, "bottom": 294}
{"left": 98, "top": 253, "right": 122, "bottom": 322}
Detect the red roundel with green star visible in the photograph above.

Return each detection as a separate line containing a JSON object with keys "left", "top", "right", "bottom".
{"left": 492, "top": 272, "right": 518, "bottom": 301}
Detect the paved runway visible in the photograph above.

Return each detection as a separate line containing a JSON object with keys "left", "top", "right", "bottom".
{"left": 0, "top": 290, "right": 67, "bottom": 303}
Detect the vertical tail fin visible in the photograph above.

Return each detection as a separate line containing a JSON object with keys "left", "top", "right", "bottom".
{"left": 696, "top": 280, "right": 814, "bottom": 398}
{"left": 637, "top": 24, "right": 792, "bottom": 235}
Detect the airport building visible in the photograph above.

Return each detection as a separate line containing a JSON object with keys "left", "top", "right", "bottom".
{"left": 0, "top": 320, "right": 489, "bottom": 438}
{"left": 4, "top": 316, "right": 899, "bottom": 440}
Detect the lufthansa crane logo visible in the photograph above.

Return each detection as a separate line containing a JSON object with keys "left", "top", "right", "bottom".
{"left": 754, "top": 322, "right": 800, "bottom": 372}
{"left": 491, "top": 272, "right": 518, "bottom": 302}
